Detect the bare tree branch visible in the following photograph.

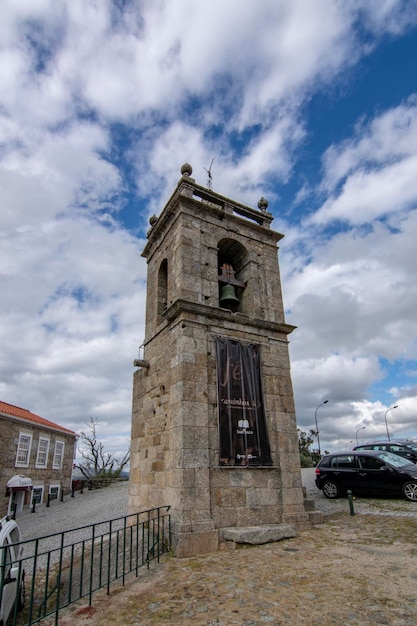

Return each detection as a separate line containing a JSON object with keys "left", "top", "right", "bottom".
{"left": 77, "top": 417, "right": 130, "bottom": 479}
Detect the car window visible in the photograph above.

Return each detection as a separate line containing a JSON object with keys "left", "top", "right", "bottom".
{"left": 376, "top": 451, "right": 414, "bottom": 467}
{"left": 358, "top": 456, "right": 385, "bottom": 470}
{"left": 9, "top": 527, "right": 20, "bottom": 546}
{"left": 330, "top": 455, "right": 356, "bottom": 468}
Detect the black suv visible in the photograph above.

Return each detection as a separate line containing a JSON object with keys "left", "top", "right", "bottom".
{"left": 353, "top": 440, "right": 417, "bottom": 464}
{"left": 315, "top": 450, "right": 417, "bottom": 501}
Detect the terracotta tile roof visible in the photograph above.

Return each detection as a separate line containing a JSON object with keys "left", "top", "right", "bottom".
{"left": 0, "top": 400, "right": 76, "bottom": 436}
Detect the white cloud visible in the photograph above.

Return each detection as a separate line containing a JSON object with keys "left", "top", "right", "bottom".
{"left": 0, "top": 0, "right": 392, "bottom": 131}
{"left": 355, "top": 0, "right": 417, "bottom": 35}
{"left": 0, "top": 121, "right": 122, "bottom": 235}
{"left": 283, "top": 97, "right": 417, "bottom": 448}
{"left": 285, "top": 209, "right": 417, "bottom": 438}
{"left": 312, "top": 98, "right": 417, "bottom": 225}
{"left": 1, "top": 0, "right": 417, "bottom": 459}
{"left": 139, "top": 114, "right": 305, "bottom": 214}
{"left": 0, "top": 205, "right": 147, "bottom": 449}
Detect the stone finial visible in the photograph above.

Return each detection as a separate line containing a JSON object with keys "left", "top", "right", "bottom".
{"left": 149, "top": 215, "right": 158, "bottom": 226}
{"left": 258, "top": 197, "right": 268, "bottom": 212}
{"left": 181, "top": 163, "right": 193, "bottom": 177}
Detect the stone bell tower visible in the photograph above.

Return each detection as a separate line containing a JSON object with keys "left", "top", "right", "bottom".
{"left": 128, "top": 163, "right": 310, "bottom": 557}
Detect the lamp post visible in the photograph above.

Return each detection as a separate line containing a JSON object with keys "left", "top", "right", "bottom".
{"left": 384, "top": 405, "right": 398, "bottom": 441}
{"left": 314, "top": 400, "right": 328, "bottom": 458}
{"left": 355, "top": 426, "right": 366, "bottom": 446}
{"left": 345, "top": 440, "right": 353, "bottom": 450}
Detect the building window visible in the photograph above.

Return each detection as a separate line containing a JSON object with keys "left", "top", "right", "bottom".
{"left": 31, "top": 486, "right": 44, "bottom": 506}
{"left": 49, "top": 485, "right": 60, "bottom": 501}
{"left": 35, "top": 436, "right": 50, "bottom": 468}
{"left": 15, "top": 432, "right": 33, "bottom": 468}
{"left": 52, "top": 440, "right": 65, "bottom": 469}
{"left": 157, "top": 258, "right": 168, "bottom": 322}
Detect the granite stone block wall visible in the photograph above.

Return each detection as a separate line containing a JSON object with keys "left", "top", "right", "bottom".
{"left": 129, "top": 166, "right": 310, "bottom": 556}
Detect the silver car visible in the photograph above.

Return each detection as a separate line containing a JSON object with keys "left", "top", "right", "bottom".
{"left": 0, "top": 516, "right": 25, "bottom": 626}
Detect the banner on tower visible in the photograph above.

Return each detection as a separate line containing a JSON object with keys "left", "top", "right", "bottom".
{"left": 216, "top": 337, "right": 272, "bottom": 466}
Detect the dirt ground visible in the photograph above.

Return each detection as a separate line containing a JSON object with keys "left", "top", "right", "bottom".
{"left": 49, "top": 512, "right": 417, "bottom": 626}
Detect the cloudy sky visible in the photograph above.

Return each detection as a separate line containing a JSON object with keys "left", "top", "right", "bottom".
{"left": 1, "top": 0, "right": 417, "bottom": 461}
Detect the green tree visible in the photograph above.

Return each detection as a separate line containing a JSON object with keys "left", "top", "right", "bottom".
{"left": 297, "top": 428, "right": 320, "bottom": 467}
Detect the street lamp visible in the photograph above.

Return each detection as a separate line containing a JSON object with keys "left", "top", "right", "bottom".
{"left": 355, "top": 426, "right": 366, "bottom": 446}
{"left": 384, "top": 405, "right": 398, "bottom": 441}
{"left": 314, "top": 400, "right": 328, "bottom": 458}
{"left": 345, "top": 440, "right": 353, "bottom": 450}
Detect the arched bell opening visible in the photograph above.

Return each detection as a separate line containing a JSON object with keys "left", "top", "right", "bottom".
{"left": 217, "top": 239, "right": 248, "bottom": 312}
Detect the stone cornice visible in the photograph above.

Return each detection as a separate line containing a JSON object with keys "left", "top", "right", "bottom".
{"left": 164, "top": 299, "right": 296, "bottom": 336}
{"left": 142, "top": 175, "right": 283, "bottom": 260}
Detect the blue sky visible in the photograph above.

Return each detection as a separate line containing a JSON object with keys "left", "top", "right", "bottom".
{"left": 1, "top": 0, "right": 417, "bottom": 460}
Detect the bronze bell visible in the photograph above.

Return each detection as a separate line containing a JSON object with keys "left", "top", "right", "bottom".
{"left": 219, "top": 283, "right": 239, "bottom": 308}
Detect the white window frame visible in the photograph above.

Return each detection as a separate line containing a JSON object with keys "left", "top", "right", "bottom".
{"left": 52, "top": 440, "right": 65, "bottom": 469}
{"left": 31, "top": 485, "right": 44, "bottom": 507}
{"left": 15, "top": 432, "right": 33, "bottom": 468}
{"left": 35, "top": 435, "right": 50, "bottom": 468}
{"left": 49, "top": 484, "right": 60, "bottom": 501}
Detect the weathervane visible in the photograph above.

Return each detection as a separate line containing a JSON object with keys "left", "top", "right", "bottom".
{"left": 204, "top": 158, "right": 214, "bottom": 189}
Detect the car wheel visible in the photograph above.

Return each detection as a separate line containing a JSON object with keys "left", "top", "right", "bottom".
{"left": 402, "top": 481, "right": 417, "bottom": 502}
{"left": 322, "top": 481, "right": 340, "bottom": 499}
{"left": 17, "top": 573, "right": 25, "bottom": 612}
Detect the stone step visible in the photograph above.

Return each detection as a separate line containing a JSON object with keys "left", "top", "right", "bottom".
{"left": 308, "top": 510, "right": 324, "bottom": 525}
{"left": 222, "top": 524, "right": 296, "bottom": 545}
{"left": 303, "top": 498, "right": 317, "bottom": 511}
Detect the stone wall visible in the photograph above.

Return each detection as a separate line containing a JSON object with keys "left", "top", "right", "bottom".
{"left": 129, "top": 167, "right": 309, "bottom": 556}
{"left": 0, "top": 416, "right": 76, "bottom": 517}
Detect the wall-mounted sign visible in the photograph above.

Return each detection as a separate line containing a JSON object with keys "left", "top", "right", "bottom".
{"left": 216, "top": 337, "right": 272, "bottom": 466}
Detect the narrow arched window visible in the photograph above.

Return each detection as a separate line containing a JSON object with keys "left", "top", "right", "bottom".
{"left": 157, "top": 259, "right": 168, "bottom": 322}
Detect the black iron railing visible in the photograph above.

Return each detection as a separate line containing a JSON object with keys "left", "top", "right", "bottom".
{"left": 1, "top": 506, "right": 171, "bottom": 626}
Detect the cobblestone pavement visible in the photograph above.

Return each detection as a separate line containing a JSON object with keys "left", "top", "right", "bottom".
{"left": 17, "top": 480, "right": 129, "bottom": 542}
{"left": 16, "top": 470, "right": 417, "bottom": 550}
{"left": 26, "top": 469, "right": 417, "bottom": 626}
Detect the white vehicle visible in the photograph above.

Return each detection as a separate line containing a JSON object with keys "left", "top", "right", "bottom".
{"left": 0, "top": 516, "right": 25, "bottom": 626}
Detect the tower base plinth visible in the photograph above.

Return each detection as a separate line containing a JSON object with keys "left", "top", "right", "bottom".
{"left": 172, "top": 529, "right": 219, "bottom": 558}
